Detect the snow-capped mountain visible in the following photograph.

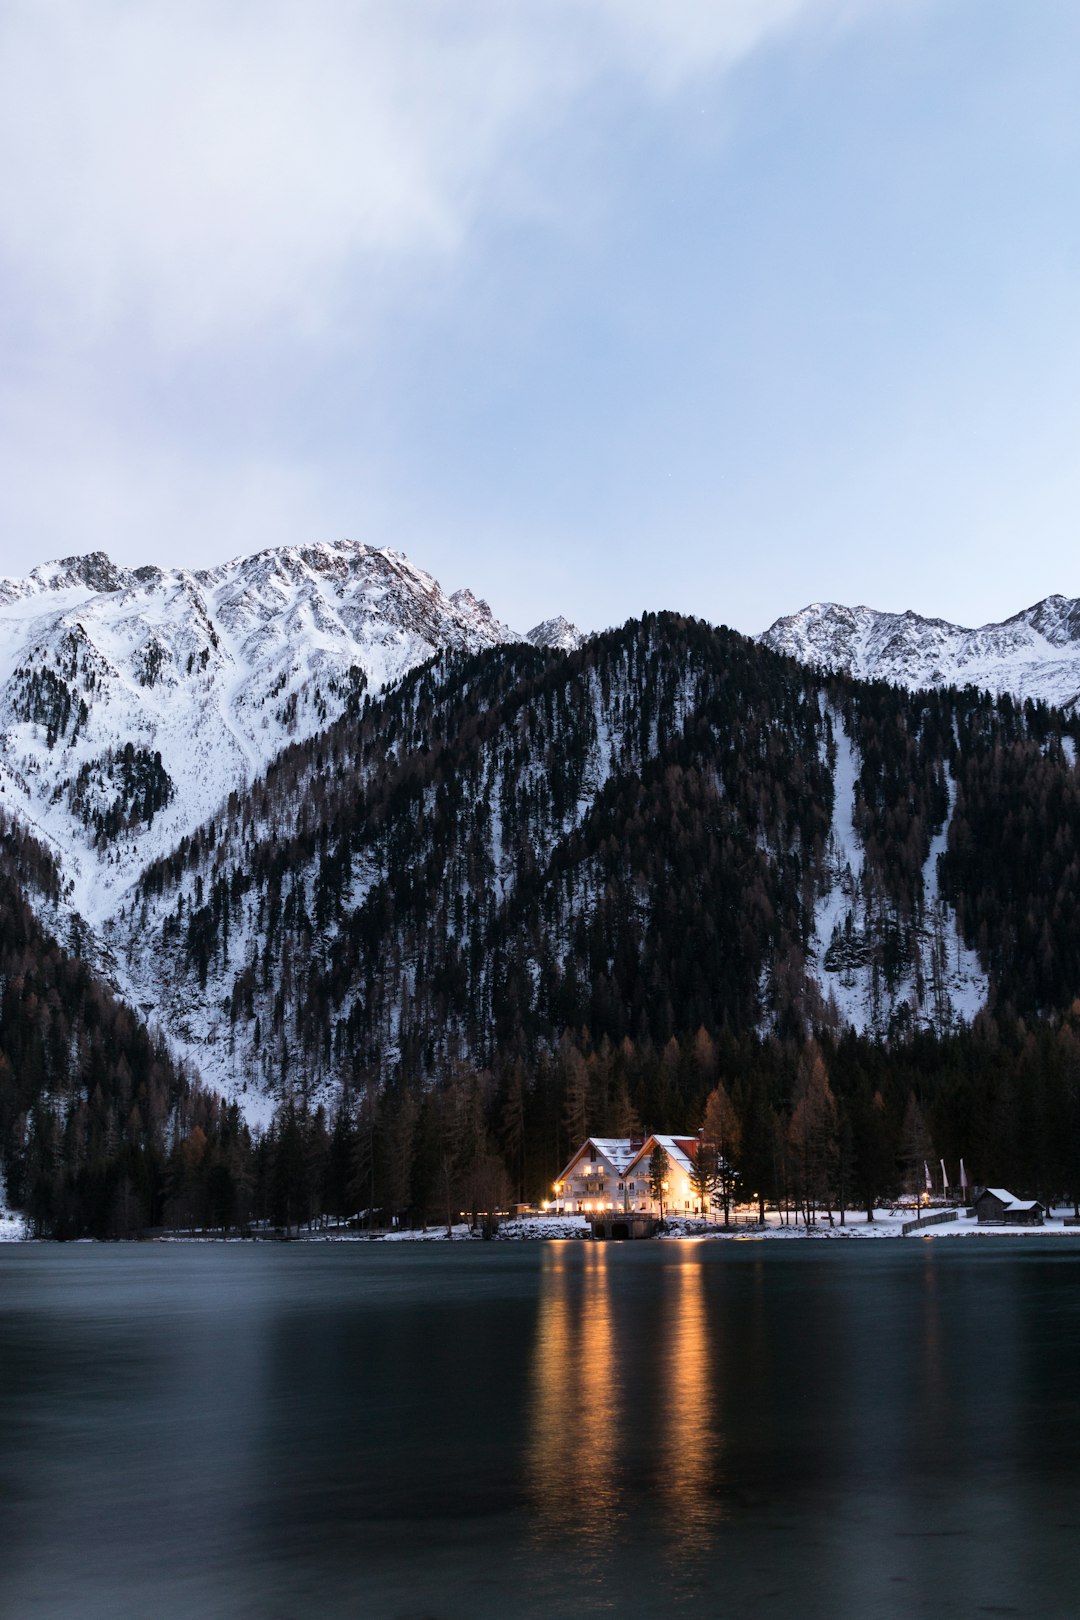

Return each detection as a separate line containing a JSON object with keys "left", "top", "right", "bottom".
{"left": 759, "top": 595, "right": 1080, "bottom": 710}
{"left": 525, "top": 615, "right": 586, "bottom": 653}
{"left": 0, "top": 540, "right": 524, "bottom": 922}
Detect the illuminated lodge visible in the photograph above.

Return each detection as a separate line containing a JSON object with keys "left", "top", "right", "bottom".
{"left": 551, "top": 1134, "right": 703, "bottom": 1216}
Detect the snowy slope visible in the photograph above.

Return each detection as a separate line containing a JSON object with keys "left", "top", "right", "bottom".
{"left": 760, "top": 596, "right": 1080, "bottom": 711}
{"left": 0, "top": 541, "right": 525, "bottom": 923}
{"left": 811, "top": 713, "right": 987, "bottom": 1038}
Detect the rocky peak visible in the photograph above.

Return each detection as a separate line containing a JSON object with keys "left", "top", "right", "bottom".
{"left": 526, "top": 615, "right": 586, "bottom": 653}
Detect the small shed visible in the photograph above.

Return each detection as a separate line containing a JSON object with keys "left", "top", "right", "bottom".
{"left": 973, "top": 1187, "right": 1045, "bottom": 1226}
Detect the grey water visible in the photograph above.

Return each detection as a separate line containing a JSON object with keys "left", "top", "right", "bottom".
{"left": 2, "top": 1240, "right": 1079, "bottom": 1619}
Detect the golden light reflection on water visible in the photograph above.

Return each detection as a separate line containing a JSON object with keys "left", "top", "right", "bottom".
{"left": 526, "top": 1244, "right": 728, "bottom": 1590}
{"left": 661, "top": 1256, "right": 726, "bottom": 1557}
{"left": 526, "top": 1244, "right": 622, "bottom": 1560}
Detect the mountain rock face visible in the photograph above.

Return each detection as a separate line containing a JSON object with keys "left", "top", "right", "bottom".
{"left": 0, "top": 541, "right": 523, "bottom": 922}
{"left": 759, "top": 596, "right": 1080, "bottom": 711}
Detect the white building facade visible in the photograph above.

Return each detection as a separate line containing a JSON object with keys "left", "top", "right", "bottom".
{"left": 553, "top": 1134, "right": 703, "bottom": 1216}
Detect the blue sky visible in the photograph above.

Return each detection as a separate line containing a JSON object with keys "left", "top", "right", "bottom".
{"left": 1, "top": 0, "right": 1079, "bottom": 635}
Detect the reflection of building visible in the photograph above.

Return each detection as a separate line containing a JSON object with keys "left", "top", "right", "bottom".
{"left": 661, "top": 1258, "right": 725, "bottom": 1544}
{"left": 526, "top": 1245, "right": 621, "bottom": 1554}
{"left": 553, "top": 1134, "right": 703, "bottom": 1215}
{"left": 973, "top": 1186, "right": 1046, "bottom": 1226}
{"left": 525, "top": 1244, "right": 723, "bottom": 1560}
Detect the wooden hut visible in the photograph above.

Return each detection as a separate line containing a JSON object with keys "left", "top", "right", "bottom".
{"left": 973, "top": 1187, "right": 1045, "bottom": 1226}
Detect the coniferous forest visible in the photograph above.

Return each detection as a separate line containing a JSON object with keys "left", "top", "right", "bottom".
{"left": 5, "top": 614, "right": 1080, "bottom": 1234}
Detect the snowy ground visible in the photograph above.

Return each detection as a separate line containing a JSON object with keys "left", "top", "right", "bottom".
{"left": 6, "top": 1209, "right": 1080, "bottom": 1243}
{"left": 0, "top": 1206, "right": 28, "bottom": 1241}
{"left": 365, "top": 1209, "right": 1080, "bottom": 1243}
{"left": 314, "top": 1217, "right": 594, "bottom": 1241}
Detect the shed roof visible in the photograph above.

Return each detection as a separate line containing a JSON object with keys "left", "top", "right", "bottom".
{"left": 978, "top": 1188, "right": 1042, "bottom": 1211}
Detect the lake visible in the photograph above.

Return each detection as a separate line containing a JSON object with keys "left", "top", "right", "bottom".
{"left": 1, "top": 1238, "right": 1079, "bottom": 1618}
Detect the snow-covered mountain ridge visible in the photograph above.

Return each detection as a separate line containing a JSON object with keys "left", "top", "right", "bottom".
{"left": 116, "top": 612, "right": 1074, "bottom": 1114}
{"left": 759, "top": 595, "right": 1080, "bottom": 710}
{"left": 0, "top": 540, "right": 576, "bottom": 922}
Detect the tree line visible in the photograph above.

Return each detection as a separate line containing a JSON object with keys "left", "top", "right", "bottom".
{"left": 82, "top": 1011, "right": 1080, "bottom": 1239}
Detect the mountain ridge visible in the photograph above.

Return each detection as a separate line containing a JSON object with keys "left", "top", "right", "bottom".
{"left": 0, "top": 539, "right": 573, "bottom": 923}
{"left": 759, "top": 593, "right": 1080, "bottom": 711}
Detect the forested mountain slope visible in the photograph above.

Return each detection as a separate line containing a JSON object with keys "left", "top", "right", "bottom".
{"left": 0, "top": 813, "right": 230, "bottom": 1236}
{"left": 112, "top": 614, "right": 1080, "bottom": 1112}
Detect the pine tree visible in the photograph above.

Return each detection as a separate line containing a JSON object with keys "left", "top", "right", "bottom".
{"left": 648, "top": 1143, "right": 670, "bottom": 1218}
{"left": 703, "top": 1082, "right": 742, "bottom": 1226}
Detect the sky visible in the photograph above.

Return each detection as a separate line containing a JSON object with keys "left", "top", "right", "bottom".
{"left": 1, "top": 0, "right": 1079, "bottom": 637}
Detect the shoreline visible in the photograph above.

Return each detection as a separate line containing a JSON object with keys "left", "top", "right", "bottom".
{"left": 368, "top": 1208, "right": 1080, "bottom": 1243}
{"left": 5, "top": 1208, "right": 1080, "bottom": 1245}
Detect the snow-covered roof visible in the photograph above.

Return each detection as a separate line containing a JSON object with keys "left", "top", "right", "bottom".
{"left": 626, "top": 1134, "right": 699, "bottom": 1177}
{"left": 557, "top": 1137, "right": 639, "bottom": 1181}
{"left": 978, "top": 1188, "right": 1042, "bottom": 1210}
{"left": 589, "top": 1138, "right": 638, "bottom": 1173}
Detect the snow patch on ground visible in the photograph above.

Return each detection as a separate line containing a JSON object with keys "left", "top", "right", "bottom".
{"left": 0, "top": 1175, "right": 27, "bottom": 1240}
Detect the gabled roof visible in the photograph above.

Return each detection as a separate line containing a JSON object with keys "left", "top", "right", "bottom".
{"left": 626, "top": 1133, "right": 699, "bottom": 1178}
{"left": 977, "top": 1187, "right": 1043, "bottom": 1210}
{"left": 555, "top": 1137, "right": 639, "bottom": 1183}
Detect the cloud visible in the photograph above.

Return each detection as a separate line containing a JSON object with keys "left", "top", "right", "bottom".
{"left": 0, "top": 0, "right": 864, "bottom": 350}
{"left": 569, "top": 0, "right": 830, "bottom": 87}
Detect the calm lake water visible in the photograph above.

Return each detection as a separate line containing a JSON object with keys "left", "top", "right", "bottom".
{"left": 2, "top": 1239, "right": 1079, "bottom": 1619}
